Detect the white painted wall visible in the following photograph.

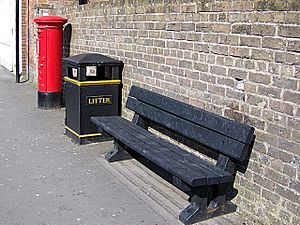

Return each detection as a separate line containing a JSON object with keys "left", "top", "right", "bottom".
{"left": 0, "top": 0, "right": 15, "bottom": 71}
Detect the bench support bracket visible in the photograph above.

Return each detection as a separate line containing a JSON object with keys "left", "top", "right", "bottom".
{"left": 105, "top": 142, "right": 132, "bottom": 162}
{"left": 179, "top": 194, "right": 237, "bottom": 225}
{"left": 179, "top": 195, "right": 207, "bottom": 225}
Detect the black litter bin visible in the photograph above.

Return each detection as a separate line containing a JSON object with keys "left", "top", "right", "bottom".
{"left": 63, "top": 53, "right": 124, "bottom": 144}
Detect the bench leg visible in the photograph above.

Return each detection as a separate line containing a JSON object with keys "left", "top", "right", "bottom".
{"left": 179, "top": 195, "right": 207, "bottom": 225}
{"left": 179, "top": 194, "right": 237, "bottom": 225}
{"left": 105, "top": 142, "right": 132, "bottom": 162}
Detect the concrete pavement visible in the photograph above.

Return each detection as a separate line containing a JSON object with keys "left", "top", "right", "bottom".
{"left": 0, "top": 66, "right": 248, "bottom": 225}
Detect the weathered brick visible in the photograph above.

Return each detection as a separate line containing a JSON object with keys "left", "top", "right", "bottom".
{"left": 240, "top": 177, "right": 262, "bottom": 195}
{"left": 224, "top": 57, "right": 234, "bottom": 66}
{"left": 154, "top": 22, "right": 166, "bottom": 30}
{"left": 232, "top": 24, "right": 252, "bottom": 35}
{"left": 217, "top": 77, "right": 234, "bottom": 87}
{"left": 279, "top": 210, "right": 292, "bottom": 224}
{"left": 181, "top": 3, "right": 197, "bottom": 13}
{"left": 268, "top": 63, "right": 280, "bottom": 75}
{"left": 279, "top": 25, "right": 300, "bottom": 38}
{"left": 186, "top": 33, "right": 202, "bottom": 42}
{"left": 283, "top": 164, "right": 297, "bottom": 178}
{"left": 218, "top": 13, "right": 227, "bottom": 22}
{"left": 166, "top": 41, "right": 179, "bottom": 49}
{"left": 228, "top": 12, "right": 249, "bottom": 23}
{"left": 166, "top": 58, "right": 178, "bottom": 66}
{"left": 245, "top": 60, "right": 255, "bottom": 70}
{"left": 219, "top": 34, "right": 239, "bottom": 45}
{"left": 200, "top": 73, "right": 216, "bottom": 83}
{"left": 249, "top": 72, "right": 271, "bottom": 85}
{"left": 208, "top": 84, "right": 226, "bottom": 96}
{"left": 281, "top": 65, "right": 295, "bottom": 77}
{"left": 228, "top": 68, "right": 248, "bottom": 80}
{"left": 255, "top": 0, "right": 300, "bottom": 11}
{"left": 210, "top": 44, "right": 228, "bottom": 55}
{"left": 285, "top": 12, "right": 300, "bottom": 25}
{"left": 216, "top": 56, "right": 225, "bottom": 65}
{"left": 229, "top": 47, "right": 250, "bottom": 58}
{"left": 296, "top": 108, "right": 300, "bottom": 117}
{"left": 258, "top": 85, "right": 281, "bottom": 99}
{"left": 275, "top": 52, "right": 300, "bottom": 65}
{"left": 240, "top": 36, "right": 261, "bottom": 48}
{"left": 191, "top": 80, "right": 208, "bottom": 91}
{"left": 194, "top": 43, "right": 209, "bottom": 53}
{"left": 195, "top": 22, "right": 211, "bottom": 32}
{"left": 206, "top": 54, "right": 216, "bottom": 64}
{"left": 226, "top": 88, "right": 245, "bottom": 101}
{"left": 270, "top": 99, "right": 294, "bottom": 115}
{"left": 179, "top": 60, "right": 192, "bottom": 69}
{"left": 246, "top": 93, "right": 268, "bottom": 107}
{"left": 283, "top": 90, "right": 300, "bottom": 104}
{"left": 179, "top": 41, "right": 193, "bottom": 50}
{"left": 202, "top": 33, "right": 219, "bottom": 43}
{"left": 251, "top": 49, "right": 274, "bottom": 62}
{"left": 252, "top": 24, "right": 276, "bottom": 36}
{"left": 275, "top": 185, "right": 300, "bottom": 203}
{"left": 292, "top": 217, "right": 300, "bottom": 225}
{"left": 211, "top": 23, "right": 231, "bottom": 33}
{"left": 180, "top": 22, "right": 195, "bottom": 31}
{"left": 287, "top": 40, "right": 300, "bottom": 53}
{"left": 265, "top": 168, "right": 289, "bottom": 186}
{"left": 211, "top": 1, "right": 231, "bottom": 12}
{"left": 262, "top": 189, "right": 280, "bottom": 204}
{"left": 278, "top": 139, "right": 299, "bottom": 155}
{"left": 262, "top": 37, "right": 286, "bottom": 50}
{"left": 273, "top": 76, "right": 298, "bottom": 90}
{"left": 166, "top": 22, "right": 180, "bottom": 31}
{"left": 194, "top": 62, "right": 209, "bottom": 72}
{"left": 244, "top": 115, "right": 266, "bottom": 130}
{"left": 266, "top": 123, "right": 291, "bottom": 139}
{"left": 153, "top": 55, "right": 165, "bottom": 64}
{"left": 196, "top": 1, "right": 211, "bottom": 12}
{"left": 211, "top": 65, "right": 226, "bottom": 75}
{"left": 286, "top": 201, "right": 300, "bottom": 216}
{"left": 153, "top": 40, "right": 165, "bottom": 48}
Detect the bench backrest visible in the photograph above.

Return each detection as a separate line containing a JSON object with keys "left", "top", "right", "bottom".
{"left": 126, "top": 86, "right": 254, "bottom": 162}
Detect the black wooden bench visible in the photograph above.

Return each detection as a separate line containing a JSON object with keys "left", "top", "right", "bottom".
{"left": 91, "top": 86, "right": 255, "bottom": 225}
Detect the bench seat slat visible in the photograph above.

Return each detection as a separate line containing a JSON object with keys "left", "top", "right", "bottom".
{"left": 94, "top": 117, "right": 207, "bottom": 186}
{"left": 126, "top": 97, "right": 249, "bottom": 161}
{"left": 114, "top": 116, "right": 232, "bottom": 184}
{"left": 91, "top": 116, "right": 233, "bottom": 187}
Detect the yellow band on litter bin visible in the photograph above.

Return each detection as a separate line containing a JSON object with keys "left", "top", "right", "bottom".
{"left": 65, "top": 126, "right": 102, "bottom": 138}
{"left": 64, "top": 77, "right": 121, "bottom": 87}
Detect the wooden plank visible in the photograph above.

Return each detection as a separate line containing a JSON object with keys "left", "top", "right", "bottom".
{"left": 96, "top": 118, "right": 207, "bottom": 186}
{"left": 91, "top": 116, "right": 233, "bottom": 186}
{"left": 126, "top": 98, "right": 249, "bottom": 161}
{"left": 113, "top": 116, "right": 232, "bottom": 185}
{"left": 128, "top": 86, "right": 254, "bottom": 145}
{"left": 112, "top": 117, "right": 229, "bottom": 184}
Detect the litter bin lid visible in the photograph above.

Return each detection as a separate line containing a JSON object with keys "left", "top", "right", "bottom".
{"left": 63, "top": 53, "right": 123, "bottom": 66}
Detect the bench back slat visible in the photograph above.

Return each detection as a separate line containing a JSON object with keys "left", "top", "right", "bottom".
{"left": 126, "top": 86, "right": 254, "bottom": 162}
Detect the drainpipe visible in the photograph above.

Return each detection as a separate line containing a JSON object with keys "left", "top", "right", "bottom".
{"left": 16, "top": 0, "right": 30, "bottom": 83}
{"left": 16, "top": 0, "right": 20, "bottom": 83}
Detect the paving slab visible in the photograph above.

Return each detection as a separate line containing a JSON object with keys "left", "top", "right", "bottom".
{"left": 0, "top": 66, "right": 247, "bottom": 225}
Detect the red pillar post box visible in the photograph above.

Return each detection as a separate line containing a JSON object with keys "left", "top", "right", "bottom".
{"left": 34, "top": 16, "right": 68, "bottom": 109}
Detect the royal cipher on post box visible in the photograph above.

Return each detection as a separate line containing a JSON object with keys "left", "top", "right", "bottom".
{"left": 34, "top": 16, "right": 68, "bottom": 109}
